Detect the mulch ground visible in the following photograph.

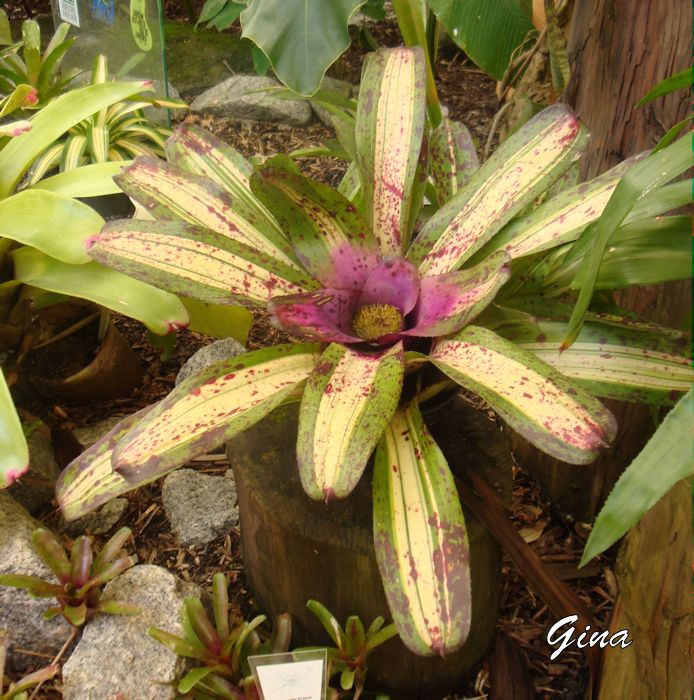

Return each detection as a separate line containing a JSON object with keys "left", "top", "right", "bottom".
{"left": 4, "top": 4, "right": 618, "bottom": 699}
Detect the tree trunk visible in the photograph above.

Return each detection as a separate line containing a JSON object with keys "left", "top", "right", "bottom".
{"left": 511, "top": 0, "right": 691, "bottom": 521}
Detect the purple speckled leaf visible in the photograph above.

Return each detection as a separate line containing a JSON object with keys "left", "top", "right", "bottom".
{"left": 373, "top": 400, "right": 471, "bottom": 656}
{"left": 404, "top": 251, "right": 510, "bottom": 337}
{"left": 268, "top": 289, "right": 362, "bottom": 343}
{"left": 357, "top": 256, "right": 420, "bottom": 315}
{"left": 429, "top": 117, "right": 479, "bottom": 206}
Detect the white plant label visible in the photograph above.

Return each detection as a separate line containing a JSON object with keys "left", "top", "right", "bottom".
{"left": 250, "top": 650, "right": 326, "bottom": 700}
{"left": 57, "top": 0, "right": 80, "bottom": 27}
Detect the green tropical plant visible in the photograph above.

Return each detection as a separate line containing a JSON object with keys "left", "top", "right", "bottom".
{"left": 149, "top": 572, "right": 291, "bottom": 699}
{"left": 0, "top": 526, "right": 138, "bottom": 627}
{"left": 305, "top": 599, "right": 396, "bottom": 698}
{"left": 55, "top": 47, "right": 693, "bottom": 656}
{"left": 26, "top": 54, "right": 180, "bottom": 184}
{"left": 0, "top": 630, "right": 58, "bottom": 700}
{"left": 0, "top": 11, "right": 78, "bottom": 107}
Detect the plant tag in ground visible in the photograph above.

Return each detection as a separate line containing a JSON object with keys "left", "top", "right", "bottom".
{"left": 57, "top": 0, "right": 80, "bottom": 26}
{"left": 249, "top": 649, "right": 327, "bottom": 700}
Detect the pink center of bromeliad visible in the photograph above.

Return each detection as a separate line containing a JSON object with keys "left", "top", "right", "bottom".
{"left": 351, "top": 303, "right": 404, "bottom": 341}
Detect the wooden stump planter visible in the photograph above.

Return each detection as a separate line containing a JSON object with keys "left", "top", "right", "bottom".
{"left": 227, "top": 395, "right": 513, "bottom": 699}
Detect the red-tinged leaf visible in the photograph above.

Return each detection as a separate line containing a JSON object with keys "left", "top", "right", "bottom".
{"left": 31, "top": 528, "right": 70, "bottom": 582}
{"left": 373, "top": 401, "right": 471, "bottom": 656}
{"left": 95, "top": 599, "right": 140, "bottom": 616}
{"left": 430, "top": 326, "right": 617, "bottom": 464}
{"left": 0, "top": 574, "right": 63, "bottom": 598}
{"left": 147, "top": 627, "right": 212, "bottom": 662}
{"left": 345, "top": 616, "right": 366, "bottom": 658}
{"left": 251, "top": 156, "right": 379, "bottom": 290}
{"left": 185, "top": 597, "right": 222, "bottom": 654}
{"left": 165, "top": 124, "right": 281, "bottom": 240}
{"left": 0, "top": 367, "right": 28, "bottom": 489}
{"left": 69, "top": 537, "right": 92, "bottom": 588}
{"left": 306, "top": 600, "right": 345, "bottom": 648}
{"left": 429, "top": 117, "right": 479, "bottom": 206}
{"left": 114, "top": 156, "right": 298, "bottom": 268}
{"left": 113, "top": 344, "right": 321, "bottom": 484}
{"left": 212, "top": 572, "right": 230, "bottom": 642}
{"left": 409, "top": 104, "right": 587, "bottom": 275}
{"left": 405, "top": 251, "right": 511, "bottom": 337}
{"left": 82, "top": 555, "right": 136, "bottom": 590}
{"left": 7, "top": 663, "right": 59, "bottom": 694}
{"left": 92, "top": 527, "right": 132, "bottom": 574}
{"left": 90, "top": 219, "right": 317, "bottom": 308}
{"left": 297, "top": 343, "right": 404, "bottom": 501}
{"left": 355, "top": 47, "right": 427, "bottom": 255}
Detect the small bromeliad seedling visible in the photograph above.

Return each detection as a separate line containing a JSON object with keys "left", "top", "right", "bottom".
{"left": 305, "top": 600, "right": 397, "bottom": 700}
{"left": 0, "top": 526, "right": 138, "bottom": 627}
{"left": 149, "top": 572, "right": 291, "bottom": 699}
{"left": 0, "top": 630, "right": 58, "bottom": 700}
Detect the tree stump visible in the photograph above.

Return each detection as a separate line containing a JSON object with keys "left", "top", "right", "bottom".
{"left": 227, "top": 396, "right": 513, "bottom": 699}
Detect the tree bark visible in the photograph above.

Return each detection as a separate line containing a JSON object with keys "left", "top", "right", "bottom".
{"left": 511, "top": 0, "right": 691, "bottom": 521}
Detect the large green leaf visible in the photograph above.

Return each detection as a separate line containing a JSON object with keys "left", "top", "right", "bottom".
{"left": 491, "top": 311, "right": 693, "bottom": 405}
{"left": 373, "top": 400, "right": 471, "bottom": 656}
{"left": 408, "top": 104, "right": 587, "bottom": 275}
{"left": 90, "top": 219, "right": 317, "bottom": 307}
{"left": 355, "top": 47, "right": 427, "bottom": 255}
{"left": 113, "top": 343, "right": 320, "bottom": 484}
{"left": 562, "top": 133, "right": 691, "bottom": 349}
{"left": 580, "top": 390, "right": 693, "bottom": 566}
{"left": 430, "top": 325, "right": 617, "bottom": 464}
{"left": 297, "top": 342, "right": 404, "bottom": 501}
{"left": 0, "top": 80, "right": 149, "bottom": 197}
{"left": 428, "top": 0, "right": 535, "bottom": 80}
{"left": 181, "top": 297, "right": 251, "bottom": 343}
{"left": 240, "top": 0, "right": 365, "bottom": 96}
{"left": 0, "top": 367, "right": 28, "bottom": 488}
{"left": 32, "top": 162, "right": 132, "bottom": 197}
{"left": 12, "top": 247, "right": 190, "bottom": 335}
{"left": 0, "top": 189, "right": 103, "bottom": 264}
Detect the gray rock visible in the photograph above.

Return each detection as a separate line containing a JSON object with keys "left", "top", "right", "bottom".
{"left": 61, "top": 498, "right": 128, "bottom": 537}
{"left": 162, "top": 469, "right": 238, "bottom": 546}
{"left": 8, "top": 424, "right": 59, "bottom": 515}
{"left": 0, "top": 492, "right": 71, "bottom": 671}
{"left": 311, "top": 76, "right": 356, "bottom": 127}
{"left": 175, "top": 338, "right": 246, "bottom": 386}
{"left": 62, "top": 565, "right": 199, "bottom": 700}
{"left": 191, "top": 74, "right": 313, "bottom": 126}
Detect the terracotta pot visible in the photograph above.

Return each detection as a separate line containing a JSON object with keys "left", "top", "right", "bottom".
{"left": 28, "top": 320, "right": 143, "bottom": 404}
{"left": 227, "top": 395, "right": 513, "bottom": 699}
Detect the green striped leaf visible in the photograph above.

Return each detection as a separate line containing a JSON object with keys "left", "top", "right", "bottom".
{"left": 25, "top": 142, "right": 64, "bottom": 185}
{"left": 297, "top": 342, "right": 404, "bottom": 501}
{"left": 408, "top": 104, "right": 587, "bottom": 275}
{"left": 12, "top": 247, "right": 189, "bottom": 335}
{"left": 251, "top": 156, "right": 378, "bottom": 289}
{"left": 477, "top": 155, "right": 644, "bottom": 261}
{"left": 580, "top": 390, "right": 693, "bottom": 566}
{"left": 90, "top": 218, "right": 316, "bottom": 307}
{"left": 492, "top": 313, "right": 693, "bottom": 405}
{"left": 355, "top": 47, "right": 427, "bottom": 255}
{"left": 0, "top": 80, "right": 150, "bottom": 197}
{"left": 429, "top": 117, "right": 479, "bottom": 206}
{"left": 165, "top": 124, "right": 280, "bottom": 240}
{"left": 86, "top": 124, "right": 110, "bottom": 164}
{"left": 32, "top": 161, "right": 133, "bottom": 197}
{"left": 113, "top": 343, "right": 320, "bottom": 483}
{"left": 61, "top": 132, "right": 88, "bottom": 171}
{"left": 56, "top": 408, "right": 169, "bottom": 522}
{"left": 0, "top": 189, "right": 102, "bottom": 264}
{"left": 430, "top": 325, "right": 617, "bottom": 464}
{"left": 373, "top": 400, "right": 471, "bottom": 656}
{"left": 114, "top": 156, "right": 298, "bottom": 268}
{"left": 0, "top": 367, "right": 28, "bottom": 488}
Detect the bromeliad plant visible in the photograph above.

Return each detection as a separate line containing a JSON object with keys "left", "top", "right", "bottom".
{"left": 56, "top": 47, "right": 693, "bottom": 656}
{"left": 149, "top": 572, "right": 292, "bottom": 699}
{"left": 0, "top": 526, "right": 138, "bottom": 627}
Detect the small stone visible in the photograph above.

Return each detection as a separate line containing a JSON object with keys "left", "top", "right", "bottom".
{"left": 8, "top": 423, "right": 59, "bottom": 515}
{"left": 61, "top": 498, "right": 128, "bottom": 537}
{"left": 191, "top": 74, "right": 313, "bottom": 126}
{"left": 62, "top": 565, "right": 200, "bottom": 700}
{"left": 0, "top": 492, "right": 71, "bottom": 672}
{"left": 162, "top": 469, "right": 238, "bottom": 546}
{"left": 175, "top": 338, "right": 246, "bottom": 386}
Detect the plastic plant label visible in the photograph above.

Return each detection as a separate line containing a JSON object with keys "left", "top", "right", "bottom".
{"left": 58, "top": 0, "right": 80, "bottom": 26}
{"left": 249, "top": 649, "right": 327, "bottom": 700}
